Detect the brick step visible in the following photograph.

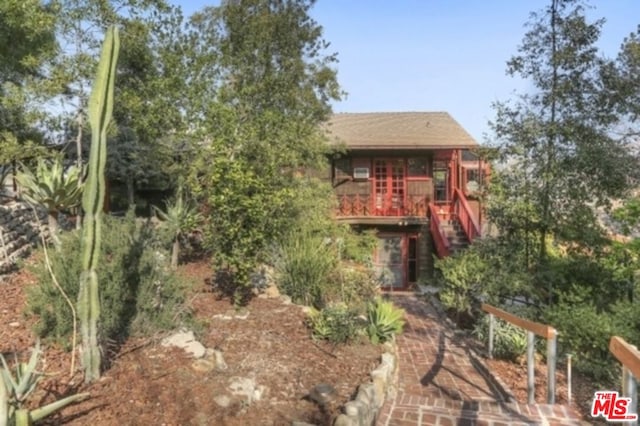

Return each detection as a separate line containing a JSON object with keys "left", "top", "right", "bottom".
{"left": 390, "top": 394, "right": 586, "bottom": 425}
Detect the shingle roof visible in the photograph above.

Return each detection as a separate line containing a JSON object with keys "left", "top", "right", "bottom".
{"left": 325, "top": 112, "right": 478, "bottom": 150}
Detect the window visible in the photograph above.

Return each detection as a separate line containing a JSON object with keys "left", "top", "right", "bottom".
{"left": 407, "top": 158, "right": 428, "bottom": 177}
{"left": 465, "top": 168, "right": 485, "bottom": 193}
{"left": 333, "top": 158, "right": 351, "bottom": 180}
{"left": 433, "top": 161, "right": 448, "bottom": 202}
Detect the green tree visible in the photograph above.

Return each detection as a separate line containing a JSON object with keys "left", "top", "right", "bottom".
{"left": 0, "top": 0, "right": 57, "bottom": 171}
{"left": 186, "top": 0, "right": 342, "bottom": 303}
{"left": 489, "top": 0, "right": 636, "bottom": 280}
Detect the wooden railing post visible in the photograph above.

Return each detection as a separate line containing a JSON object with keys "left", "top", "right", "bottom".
{"left": 547, "top": 330, "right": 557, "bottom": 404}
{"left": 527, "top": 331, "right": 535, "bottom": 404}
{"left": 609, "top": 337, "right": 640, "bottom": 425}
{"left": 481, "top": 303, "right": 558, "bottom": 406}
{"left": 488, "top": 313, "right": 495, "bottom": 359}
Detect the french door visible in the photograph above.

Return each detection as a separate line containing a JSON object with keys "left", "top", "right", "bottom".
{"left": 374, "top": 235, "right": 404, "bottom": 288}
{"left": 374, "top": 159, "right": 405, "bottom": 215}
{"left": 374, "top": 234, "right": 419, "bottom": 289}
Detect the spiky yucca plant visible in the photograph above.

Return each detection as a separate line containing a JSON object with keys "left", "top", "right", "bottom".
{"left": 153, "top": 188, "right": 201, "bottom": 269}
{"left": 0, "top": 341, "right": 89, "bottom": 426}
{"left": 15, "top": 156, "right": 83, "bottom": 241}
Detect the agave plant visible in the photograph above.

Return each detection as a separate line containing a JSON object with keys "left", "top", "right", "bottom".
{"left": 153, "top": 188, "right": 202, "bottom": 269}
{"left": 15, "top": 156, "right": 83, "bottom": 242}
{"left": 366, "top": 297, "right": 405, "bottom": 344}
{"left": 0, "top": 341, "right": 89, "bottom": 426}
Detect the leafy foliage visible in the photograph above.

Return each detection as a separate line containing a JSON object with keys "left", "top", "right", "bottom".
{"left": 473, "top": 314, "right": 528, "bottom": 362}
{"left": 307, "top": 305, "right": 364, "bottom": 344}
{"left": 489, "top": 0, "right": 636, "bottom": 273}
{"left": 153, "top": 188, "right": 202, "bottom": 268}
{"left": 366, "top": 297, "right": 405, "bottom": 344}
{"left": 26, "top": 212, "right": 192, "bottom": 346}
{"left": 186, "top": 0, "right": 342, "bottom": 304}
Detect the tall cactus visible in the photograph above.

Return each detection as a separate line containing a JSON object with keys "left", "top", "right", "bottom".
{"left": 78, "top": 26, "right": 119, "bottom": 383}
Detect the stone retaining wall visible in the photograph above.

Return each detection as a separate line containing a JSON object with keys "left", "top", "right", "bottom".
{"left": 333, "top": 345, "right": 397, "bottom": 426}
{"left": 0, "top": 201, "right": 48, "bottom": 280}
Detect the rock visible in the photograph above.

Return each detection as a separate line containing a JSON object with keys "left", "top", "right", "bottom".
{"left": 213, "top": 395, "right": 232, "bottom": 408}
{"left": 280, "top": 294, "right": 292, "bottom": 305}
{"left": 228, "top": 376, "right": 263, "bottom": 404}
{"left": 204, "top": 348, "right": 228, "bottom": 371}
{"left": 263, "top": 283, "right": 280, "bottom": 298}
{"left": 161, "top": 330, "right": 206, "bottom": 358}
{"left": 191, "top": 359, "right": 216, "bottom": 372}
{"left": 8, "top": 322, "right": 20, "bottom": 327}
{"left": 308, "top": 383, "right": 335, "bottom": 405}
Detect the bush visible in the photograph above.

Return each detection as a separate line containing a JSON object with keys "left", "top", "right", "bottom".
{"left": 272, "top": 228, "right": 380, "bottom": 310}
{"left": 324, "top": 265, "right": 380, "bottom": 312}
{"left": 542, "top": 300, "right": 617, "bottom": 384}
{"left": 366, "top": 297, "right": 405, "bottom": 344}
{"left": 473, "top": 313, "right": 528, "bottom": 362}
{"left": 26, "top": 211, "right": 192, "bottom": 347}
{"left": 307, "top": 304, "right": 365, "bottom": 344}
{"left": 271, "top": 229, "right": 338, "bottom": 308}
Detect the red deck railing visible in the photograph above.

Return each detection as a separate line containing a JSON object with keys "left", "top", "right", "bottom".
{"left": 429, "top": 203, "right": 450, "bottom": 258}
{"left": 336, "top": 194, "right": 429, "bottom": 217}
{"left": 452, "top": 188, "right": 480, "bottom": 243}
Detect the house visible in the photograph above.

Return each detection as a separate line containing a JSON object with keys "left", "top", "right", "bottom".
{"left": 326, "top": 112, "right": 488, "bottom": 290}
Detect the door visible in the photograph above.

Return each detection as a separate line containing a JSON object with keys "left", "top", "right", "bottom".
{"left": 374, "top": 159, "right": 405, "bottom": 215}
{"left": 374, "top": 235, "right": 404, "bottom": 288}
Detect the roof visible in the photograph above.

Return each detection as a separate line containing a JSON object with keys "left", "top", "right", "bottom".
{"left": 325, "top": 112, "right": 478, "bottom": 150}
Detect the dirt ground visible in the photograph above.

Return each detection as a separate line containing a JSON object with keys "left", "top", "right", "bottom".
{"left": 0, "top": 258, "right": 383, "bottom": 426}
{"left": 483, "top": 341, "right": 604, "bottom": 423}
{"left": 1, "top": 254, "right": 605, "bottom": 425}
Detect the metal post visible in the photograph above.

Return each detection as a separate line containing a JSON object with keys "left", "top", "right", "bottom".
{"left": 547, "top": 331, "right": 557, "bottom": 404}
{"left": 567, "top": 354, "right": 572, "bottom": 405}
{"left": 623, "top": 367, "right": 638, "bottom": 426}
{"left": 488, "top": 314, "right": 495, "bottom": 359}
{"left": 527, "top": 331, "right": 535, "bottom": 404}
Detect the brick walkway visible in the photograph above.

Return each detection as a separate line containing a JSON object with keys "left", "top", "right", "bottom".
{"left": 376, "top": 294, "right": 587, "bottom": 426}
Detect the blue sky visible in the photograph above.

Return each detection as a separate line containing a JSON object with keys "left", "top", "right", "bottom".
{"left": 175, "top": 0, "right": 639, "bottom": 143}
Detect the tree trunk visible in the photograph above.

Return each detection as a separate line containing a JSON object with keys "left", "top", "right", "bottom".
{"left": 171, "top": 238, "right": 180, "bottom": 269}
{"left": 48, "top": 211, "right": 60, "bottom": 247}
{"left": 76, "top": 111, "right": 84, "bottom": 230}
{"left": 126, "top": 177, "right": 135, "bottom": 207}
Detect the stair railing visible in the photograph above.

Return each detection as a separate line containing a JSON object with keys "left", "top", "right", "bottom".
{"left": 481, "top": 303, "right": 558, "bottom": 404}
{"left": 609, "top": 336, "right": 639, "bottom": 424}
{"left": 452, "top": 188, "right": 480, "bottom": 243}
{"left": 428, "top": 203, "right": 450, "bottom": 258}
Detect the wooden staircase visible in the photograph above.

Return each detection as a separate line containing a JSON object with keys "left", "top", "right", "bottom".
{"left": 429, "top": 189, "right": 480, "bottom": 258}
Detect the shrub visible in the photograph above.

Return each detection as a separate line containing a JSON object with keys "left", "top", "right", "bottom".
{"left": 366, "top": 297, "right": 405, "bottom": 344}
{"left": 307, "top": 304, "right": 364, "bottom": 344}
{"left": 473, "top": 314, "right": 528, "bottom": 362}
{"left": 271, "top": 229, "right": 338, "bottom": 308}
{"left": 324, "top": 265, "right": 380, "bottom": 312}
{"left": 26, "top": 211, "right": 192, "bottom": 347}
{"left": 542, "top": 301, "right": 617, "bottom": 384}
